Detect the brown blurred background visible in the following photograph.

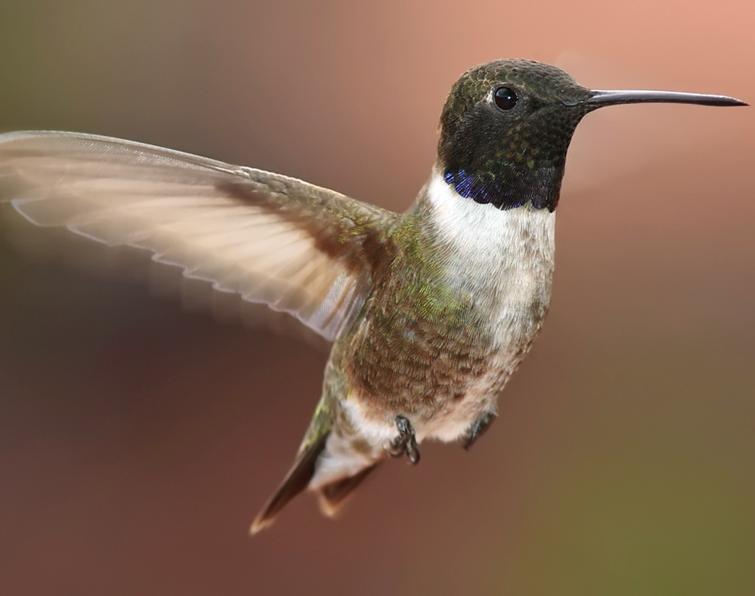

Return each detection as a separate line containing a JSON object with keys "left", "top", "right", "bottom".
{"left": 1, "top": 1, "right": 754, "bottom": 595}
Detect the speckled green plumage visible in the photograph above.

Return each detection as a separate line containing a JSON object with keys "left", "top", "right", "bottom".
{"left": 341, "top": 204, "right": 492, "bottom": 415}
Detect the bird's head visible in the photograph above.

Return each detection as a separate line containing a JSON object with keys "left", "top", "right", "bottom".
{"left": 438, "top": 59, "right": 746, "bottom": 211}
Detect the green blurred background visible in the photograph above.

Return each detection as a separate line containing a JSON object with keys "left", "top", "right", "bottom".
{"left": 1, "top": 1, "right": 754, "bottom": 595}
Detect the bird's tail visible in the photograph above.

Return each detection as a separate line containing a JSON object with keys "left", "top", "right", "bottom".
{"left": 250, "top": 433, "right": 329, "bottom": 535}
{"left": 250, "top": 428, "right": 381, "bottom": 534}
{"left": 249, "top": 434, "right": 378, "bottom": 535}
{"left": 316, "top": 462, "right": 378, "bottom": 518}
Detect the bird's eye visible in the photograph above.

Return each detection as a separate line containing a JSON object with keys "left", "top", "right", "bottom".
{"left": 494, "top": 86, "right": 518, "bottom": 110}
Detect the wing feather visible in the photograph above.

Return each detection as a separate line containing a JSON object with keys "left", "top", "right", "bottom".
{"left": 0, "top": 131, "right": 396, "bottom": 340}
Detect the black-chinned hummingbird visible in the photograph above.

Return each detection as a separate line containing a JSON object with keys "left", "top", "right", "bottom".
{"left": 0, "top": 59, "right": 745, "bottom": 534}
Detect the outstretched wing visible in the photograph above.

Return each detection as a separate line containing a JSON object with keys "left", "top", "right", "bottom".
{"left": 0, "top": 131, "right": 396, "bottom": 340}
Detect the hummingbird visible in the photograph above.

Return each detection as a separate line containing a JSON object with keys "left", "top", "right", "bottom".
{"left": 0, "top": 59, "right": 745, "bottom": 534}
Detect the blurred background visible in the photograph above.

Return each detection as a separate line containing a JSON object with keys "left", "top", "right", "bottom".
{"left": 0, "top": 1, "right": 754, "bottom": 595}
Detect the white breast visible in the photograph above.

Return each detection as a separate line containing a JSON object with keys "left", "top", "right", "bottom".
{"left": 421, "top": 171, "right": 557, "bottom": 441}
{"left": 427, "top": 171, "right": 555, "bottom": 330}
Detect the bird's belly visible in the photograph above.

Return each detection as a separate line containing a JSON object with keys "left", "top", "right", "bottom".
{"left": 341, "top": 295, "right": 549, "bottom": 446}
{"left": 418, "top": 305, "right": 546, "bottom": 442}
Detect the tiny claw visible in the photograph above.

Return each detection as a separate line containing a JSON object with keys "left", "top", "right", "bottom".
{"left": 388, "top": 415, "right": 420, "bottom": 465}
{"left": 387, "top": 441, "right": 405, "bottom": 458}
{"left": 405, "top": 436, "right": 420, "bottom": 465}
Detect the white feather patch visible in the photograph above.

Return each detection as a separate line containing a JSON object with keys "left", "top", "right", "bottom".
{"left": 421, "top": 171, "right": 556, "bottom": 441}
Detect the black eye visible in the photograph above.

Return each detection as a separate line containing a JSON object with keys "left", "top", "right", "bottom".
{"left": 494, "top": 86, "right": 518, "bottom": 110}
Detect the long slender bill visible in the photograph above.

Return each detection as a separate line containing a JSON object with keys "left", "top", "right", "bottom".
{"left": 587, "top": 89, "right": 748, "bottom": 107}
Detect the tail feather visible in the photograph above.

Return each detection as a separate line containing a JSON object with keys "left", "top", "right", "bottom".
{"left": 250, "top": 433, "right": 329, "bottom": 535}
{"left": 250, "top": 395, "right": 384, "bottom": 534}
{"left": 317, "top": 463, "right": 379, "bottom": 518}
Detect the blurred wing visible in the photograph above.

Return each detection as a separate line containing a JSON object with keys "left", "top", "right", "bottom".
{"left": 0, "top": 131, "right": 396, "bottom": 340}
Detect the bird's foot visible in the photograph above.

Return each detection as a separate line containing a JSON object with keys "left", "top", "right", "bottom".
{"left": 463, "top": 411, "right": 496, "bottom": 450}
{"left": 388, "top": 415, "right": 420, "bottom": 464}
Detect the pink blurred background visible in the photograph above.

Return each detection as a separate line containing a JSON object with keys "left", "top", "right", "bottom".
{"left": 0, "top": 1, "right": 754, "bottom": 594}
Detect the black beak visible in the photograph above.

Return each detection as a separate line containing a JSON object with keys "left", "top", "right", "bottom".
{"left": 586, "top": 89, "right": 748, "bottom": 107}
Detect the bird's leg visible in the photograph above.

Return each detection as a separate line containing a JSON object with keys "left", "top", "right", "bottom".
{"left": 463, "top": 411, "right": 497, "bottom": 450}
{"left": 388, "top": 415, "right": 420, "bottom": 464}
